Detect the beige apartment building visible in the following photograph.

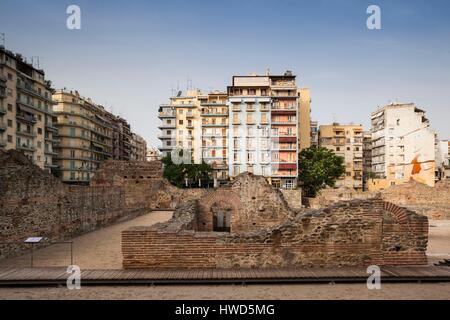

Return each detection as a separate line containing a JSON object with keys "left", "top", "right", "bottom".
{"left": 0, "top": 47, "right": 58, "bottom": 172}
{"left": 319, "top": 123, "right": 364, "bottom": 190}
{"left": 298, "top": 88, "right": 311, "bottom": 151}
{"left": 200, "top": 91, "right": 229, "bottom": 184}
{"left": 131, "top": 132, "right": 147, "bottom": 161}
{"left": 52, "top": 90, "right": 113, "bottom": 184}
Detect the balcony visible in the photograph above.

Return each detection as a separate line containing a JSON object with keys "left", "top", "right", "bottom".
{"left": 0, "top": 122, "right": 6, "bottom": 132}
{"left": 157, "top": 134, "right": 174, "bottom": 140}
{"left": 45, "top": 123, "right": 58, "bottom": 132}
{"left": 186, "top": 112, "right": 194, "bottom": 118}
{"left": 17, "top": 144, "right": 35, "bottom": 152}
{"left": 232, "top": 105, "right": 241, "bottom": 112}
{"left": 17, "top": 82, "right": 55, "bottom": 104}
{"left": 0, "top": 139, "right": 6, "bottom": 147}
{"left": 16, "top": 130, "right": 37, "bottom": 137}
{"left": 44, "top": 163, "right": 59, "bottom": 168}
{"left": 158, "top": 111, "right": 175, "bottom": 118}
{"left": 44, "top": 149, "right": 59, "bottom": 156}
{"left": 201, "top": 111, "right": 228, "bottom": 117}
{"left": 158, "top": 123, "right": 176, "bottom": 129}
{"left": 203, "top": 122, "right": 227, "bottom": 127}
{"left": 16, "top": 113, "right": 37, "bottom": 124}
{"left": 246, "top": 105, "right": 255, "bottom": 112}
{"left": 271, "top": 120, "right": 296, "bottom": 126}
{"left": 0, "top": 105, "right": 6, "bottom": 115}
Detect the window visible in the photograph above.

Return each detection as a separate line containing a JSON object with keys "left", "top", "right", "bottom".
{"left": 7, "top": 119, "right": 12, "bottom": 127}
{"left": 7, "top": 135, "right": 12, "bottom": 143}
{"left": 7, "top": 73, "right": 12, "bottom": 80}
{"left": 7, "top": 104, "right": 12, "bottom": 111}
{"left": 397, "top": 119, "right": 400, "bottom": 126}
{"left": 38, "top": 128, "right": 43, "bottom": 134}
{"left": 179, "top": 120, "right": 183, "bottom": 125}
{"left": 70, "top": 128, "right": 76, "bottom": 136}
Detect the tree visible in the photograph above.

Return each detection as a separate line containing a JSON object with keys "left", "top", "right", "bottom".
{"left": 298, "top": 147, "right": 346, "bottom": 197}
{"left": 161, "top": 154, "right": 213, "bottom": 188}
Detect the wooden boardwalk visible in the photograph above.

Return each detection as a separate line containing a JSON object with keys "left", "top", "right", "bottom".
{"left": 0, "top": 266, "right": 450, "bottom": 286}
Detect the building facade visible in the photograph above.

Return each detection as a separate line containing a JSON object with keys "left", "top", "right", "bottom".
{"left": 131, "top": 132, "right": 147, "bottom": 161}
{"left": 298, "top": 88, "right": 311, "bottom": 151}
{"left": 319, "top": 123, "right": 364, "bottom": 190}
{"left": 436, "top": 139, "right": 450, "bottom": 180}
{"left": 369, "top": 103, "right": 436, "bottom": 190}
{"left": 0, "top": 47, "right": 58, "bottom": 172}
{"left": 227, "top": 72, "right": 299, "bottom": 189}
{"left": 310, "top": 120, "right": 319, "bottom": 147}
{"left": 52, "top": 90, "right": 113, "bottom": 184}
{"left": 157, "top": 71, "right": 308, "bottom": 189}
{"left": 146, "top": 147, "right": 161, "bottom": 161}
{"left": 362, "top": 131, "right": 373, "bottom": 190}
{"left": 200, "top": 91, "right": 229, "bottom": 184}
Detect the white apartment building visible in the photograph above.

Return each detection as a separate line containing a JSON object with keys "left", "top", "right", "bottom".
{"left": 369, "top": 103, "right": 436, "bottom": 190}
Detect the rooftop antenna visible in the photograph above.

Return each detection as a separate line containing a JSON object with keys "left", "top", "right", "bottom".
{"left": 332, "top": 113, "right": 338, "bottom": 124}
{"left": 0, "top": 33, "right": 5, "bottom": 47}
{"left": 31, "top": 56, "right": 41, "bottom": 69}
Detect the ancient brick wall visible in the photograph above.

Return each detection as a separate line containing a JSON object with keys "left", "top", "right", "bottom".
{"left": 0, "top": 150, "right": 203, "bottom": 259}
{"left": 196, "top": 174, "right": 294, "bottom": 233}
{"left": 380, "top": 181, "right": 450, "bottom": 220}
{"left": 123, "top": 195, "right": 429, "bottom": 269}
{"left": 308, "top": 181, "right": 450, "bottom": 219}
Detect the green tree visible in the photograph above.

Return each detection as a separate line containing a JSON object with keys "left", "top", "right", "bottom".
{"left": 161, "top": 154, "right": 213, "bottom": 188}
{"left": 298, "top": 147, "right": 346, "bottom": 197}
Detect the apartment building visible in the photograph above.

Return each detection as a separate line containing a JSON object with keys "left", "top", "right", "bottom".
{"left": 105, "top": 114, "right": 132, "bottom": 161}
{"left": 158, "top": 89, "right": 202, "bottom": 163}
{"left": 131, "top": 132, "right": 147, "bottom": 161}
{"left": 362, "top": 131, "right": 373, "bottom": 189}
{"left": 369, "top": 103, "right": 436, "bottom": 190}
{"left": 200, "top": 91, "right": 229, "bottom": 184}
{"left": 52, "top": 90, "right": 113, "bottom": 184}
{"left": 319, "top": 123, "right": 364, "bottom": 190}
{"left": 436, "top": 139, "right": 450, "bottom": 180}
{"left": 298, "top": 88, "right": 311, "bottom": 151}
{"left": 147, "top": 147, "right": 161, "bottom": 161}
{"left": 157, "top": 70, "right": 308, "bottom": 189}
{"left": 0, "top": 47, "right": 58, "bottom": 172}
{"left": 228, "top": 72, "right": 299, "bottom": 189}
{"left": 310, "top": 120, "right": 319, "bottom": 147}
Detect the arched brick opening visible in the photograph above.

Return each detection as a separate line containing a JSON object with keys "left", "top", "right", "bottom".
{"left": 197, "top": 190, "right": 242, "bottom": 232}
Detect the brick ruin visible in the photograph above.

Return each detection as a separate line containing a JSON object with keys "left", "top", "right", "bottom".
{"left": 122, "top": 174, "right": 429, "bottom": 269}
{"left": 307, "top": 181, "right": 450, "bottom": 220}
{"left": 0, "top": 149, "right": 430, "bottom": 268}
{"left": 0, "top": 150, "right": 202, "bottom": 259}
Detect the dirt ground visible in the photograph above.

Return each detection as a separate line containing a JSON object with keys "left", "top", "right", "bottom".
{"left": 0, "top": 283, "right": 449, "bottom": 300}
{"left": 0, "top": 212, "right": 449, "bottom": 300}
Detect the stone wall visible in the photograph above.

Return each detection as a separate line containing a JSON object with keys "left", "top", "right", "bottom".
{"left": 196, "top": 174, "right": 294, "bottom": 233}
{"left": 0, "top": 150, "right": 203, "bottom": 259}
{"left": 123, "top": 182, "right": 429, "bottom": 269}
{"left": 308, "top": 181, "right": 450, "bottom": 220}
{"left": 380, "top": 181, "right": 450, "bottom": 220}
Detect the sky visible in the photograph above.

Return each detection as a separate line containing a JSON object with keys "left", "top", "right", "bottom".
{"left": 1, "top": 0, "right": 450, "bottom": 147}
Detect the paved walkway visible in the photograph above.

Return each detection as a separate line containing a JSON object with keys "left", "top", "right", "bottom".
{"left": 0, "top": 211, "right": 173, "bottom": 269}
{"left": 0, "top": 266, "right": 449, "bottom": 286}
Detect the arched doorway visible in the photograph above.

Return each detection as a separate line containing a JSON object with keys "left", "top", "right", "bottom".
{"left": 211, "top": 201, "right": 232, "bottom": 232}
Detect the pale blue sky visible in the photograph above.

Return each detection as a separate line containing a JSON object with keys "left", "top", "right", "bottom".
{"left": 1, "top": 0, "right": 450, "bottom": 147}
